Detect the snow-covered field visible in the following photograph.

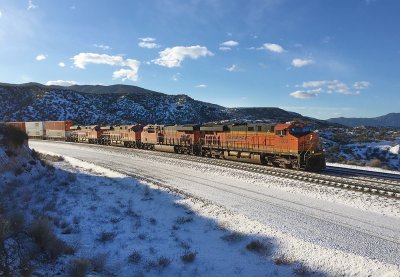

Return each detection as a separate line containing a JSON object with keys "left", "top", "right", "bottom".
{"left": 2, "top": 139, "right": 400, "bottom": 276}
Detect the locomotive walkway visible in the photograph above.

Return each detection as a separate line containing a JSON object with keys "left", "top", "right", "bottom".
{"left": 30, "top": 140, "right": 400, "bottom": 267}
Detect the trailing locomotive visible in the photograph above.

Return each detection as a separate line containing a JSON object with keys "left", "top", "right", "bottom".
{"left": 1, "top": 120, "right": 326, "bottom": 172}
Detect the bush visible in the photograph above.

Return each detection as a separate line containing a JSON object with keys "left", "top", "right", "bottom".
{"left": 175, "top": 216, "right": 193, "bottom": 225}
{"left": 221, "top": 232, "right": 244, "bottom": 242}
{"left": 128, "top": 251, "right": 142, "bottom": 264}
{"left": 30, "top": 218, "right": 74, "bottom": 260}
{"left": 157, "top": 257, "right": 171, "bottom": 269}
{"left": 369, "top": 159, "right": 382, "bottom": 167}
{"left": 97, "top": 231, "right": 115, "bottom": 243}
{"left": 0, "top": 125, "right": 28, "bottom": 146}
{"left": 246, "top": 240, "right": 269, "bottom": 255}
{"left": 181, "top": 252, "right": 197, "bottom": 263}
{"left": 273, "top": 254, "right": 293, "bottom": 265}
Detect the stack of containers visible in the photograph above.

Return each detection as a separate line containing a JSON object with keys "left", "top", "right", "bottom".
{"left": 45, "top": 121, "right": 74, "bottom": 140}
{"left": 25, "top": 121, "right": 45, "bottom": 139}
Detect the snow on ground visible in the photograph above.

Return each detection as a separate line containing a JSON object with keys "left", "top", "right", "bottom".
{"left": 42, "top": 142, "right": 399, "bottom": 219}
{"left": 24, "top": 142, "right": 400, "bottom": 276}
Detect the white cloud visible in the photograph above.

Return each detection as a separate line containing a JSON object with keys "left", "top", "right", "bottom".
{"left": 291, "top": 58, "right": 314, "bottom": 68}
{"left": 139, "top": 37, "right": 156, "bottom": 42}
{"left": 353, "top": 81, "right": 370, "bottom": 90}
{"left": 290, "top": 89, "right": 321, "bottom": 99}
{"left": 220, "top": 40, "right": 239, "bottom": 47}
{"left": 292, "top": 79, "right": 370, "bottom": 98}
{"left": 27, "top": 0, "right": 37, "bottom": 10}
{"left": 0, "top": 10, "right": 2, "bottom": 18}
{"left": 71, "top": 53, "right": 140, "bottom": 81}
{"left": 196, "top": 84, "right": 207, "bottom": 88}
{"left": 261, "top": 43, "right": 284, "bottom": 53}
{"left": 46, "top": 80, "right": 78, "bottom": 86}
{"left": 138, "top": 37, "right": 160, "bottom": 49}
{"left": 153, "top": 45, "right": 213, "bottom": 68}
{"left": 93, "top": 44, "right": 111, "bottom": 50}
{"left": 72, "top": 53, "right": 124, "bottom": 69}
{"left": 219, "top": 47, "right": 231, "bottom": 51}
{"left": 225, "top": 64, "right": 239, "bottom": 72}
{"left": 36, "top": 54, "right": 46, "bottom": 61}
{"left": 58, "top": 62, "right": 65, "bottom": 67}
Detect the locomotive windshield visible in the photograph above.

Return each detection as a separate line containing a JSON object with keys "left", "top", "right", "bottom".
{"left": 289, "top": 126, "right": 312, "bottom": 135}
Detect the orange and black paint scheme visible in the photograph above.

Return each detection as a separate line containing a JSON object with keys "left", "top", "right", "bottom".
{"left": 2, "top": 120, "right": 326, "bottom": 172}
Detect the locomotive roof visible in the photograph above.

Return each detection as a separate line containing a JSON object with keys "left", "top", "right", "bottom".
{"left": 164, "top": 124, "right": 200, "bottom": 131}
{"left": 200, "top": 125, "right": 229, "bottom": 131}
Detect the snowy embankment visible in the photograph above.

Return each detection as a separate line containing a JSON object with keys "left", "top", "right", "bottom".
{"left": 19, "top": 140, "right": 399, "bottom": 276}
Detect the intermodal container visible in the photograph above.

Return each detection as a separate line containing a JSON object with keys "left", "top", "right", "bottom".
{"left": 25, "top": 121, "right": 45, "bottom": 138}
{"left": 45, "top": 121, "right": 74, "bottom": 140}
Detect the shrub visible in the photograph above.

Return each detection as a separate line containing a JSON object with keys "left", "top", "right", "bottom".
{"left": 221, "top": 232, "right": 244, "bottom": 242}
{"left": 246, "top": 240, "right": 269, "bottom": 255}
{"left": 0, "top": 125, "right": 28, "bottom": 146}
{"left": 273, "top": 254, "right": 293, "bottom": 265}
{"left": 97, "top": 231, "right": 115, "bottom": 243}
{"left": 157, "top": 257, "right": 171, "bottom": 269}
{"left": 30, "top": 217, "right": 74, "bottom": 260}
{"left": 369, "top": 159, "right": 382, "bottom": 167}
{"left": 128, "top": 251, "right": 142, "bottom": 264}
{"left": 69, "top": 258, "right": 92, "bottom": 277}
{"left": 175, "top": 216, "right": 193, "bottom": 225}
{"left": 181, "top": 252, "right": 197, "bottom": 263}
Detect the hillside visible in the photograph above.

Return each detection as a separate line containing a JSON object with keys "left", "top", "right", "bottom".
{"left": 328, "top": 113, "right": 400, "bottom": 128}
{"left": 0, "top": 82, "right": 327, "bottom": 126}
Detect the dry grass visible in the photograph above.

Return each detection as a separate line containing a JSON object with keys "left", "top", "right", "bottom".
{"left": 30, "top": 217, "right": 74, "bottom": 260}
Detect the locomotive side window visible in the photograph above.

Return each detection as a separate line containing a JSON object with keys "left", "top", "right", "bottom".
{"left": 248, "top": 127, "right": 254, "bottom": 131}
{"left": 275, "top": 129, "right": 287, "bottom": 136}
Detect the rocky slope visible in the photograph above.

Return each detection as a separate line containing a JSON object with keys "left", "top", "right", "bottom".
{"left": 0, "top": 82, "right": 330, "bottom": 126}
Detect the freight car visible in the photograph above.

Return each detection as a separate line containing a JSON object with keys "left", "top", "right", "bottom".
{"left": 1, "top": 120, "right": 326, "bottom": 172}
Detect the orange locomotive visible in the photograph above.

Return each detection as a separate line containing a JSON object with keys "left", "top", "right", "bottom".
{"left": 200, "top": 122, "right": 325, "bottom": 171}
{"left": 151, "top": 121, "right": 325, "bottom": 171}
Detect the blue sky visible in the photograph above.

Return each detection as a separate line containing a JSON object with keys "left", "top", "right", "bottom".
{"left": 0, "top": 0, "right": 399, "bottom": 119}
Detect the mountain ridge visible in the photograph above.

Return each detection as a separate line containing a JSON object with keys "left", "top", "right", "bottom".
{"left": 328, "top": 113, "right": 400, "bottom": 128}
{"left": 0, "top": 82, "right": 334, "bottom": 127}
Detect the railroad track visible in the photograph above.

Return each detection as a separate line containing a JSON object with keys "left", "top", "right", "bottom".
{"left": 326, "top": 165, "right": 400, "bottom": 181}
{"left": 33, "top": 140, "right": 400, "bottom": 199}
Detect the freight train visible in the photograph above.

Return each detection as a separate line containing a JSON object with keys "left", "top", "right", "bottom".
{"left": 1, "top": 120, "right": 326, "bottom": 171}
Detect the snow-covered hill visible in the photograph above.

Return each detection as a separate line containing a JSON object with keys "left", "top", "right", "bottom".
{"left": 319, "top": 128, "right": 400, "bottom": 170}
{"left": 0, "top": 82, "right": 322, "bottom": 125}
